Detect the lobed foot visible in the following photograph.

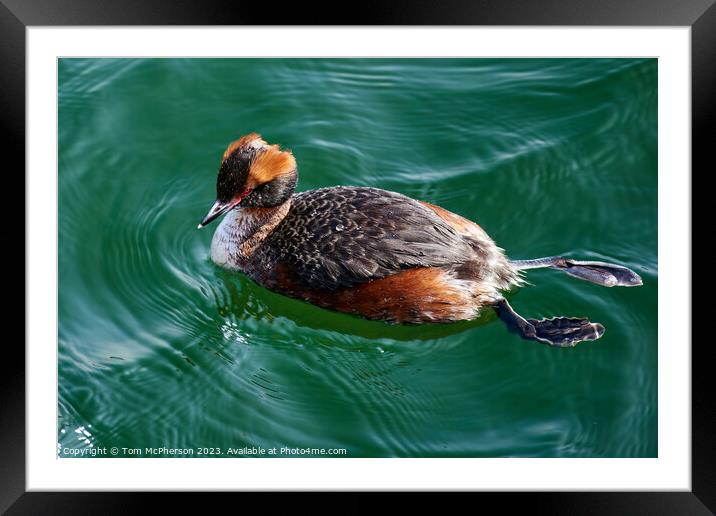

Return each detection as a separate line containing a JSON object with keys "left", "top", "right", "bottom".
{"left": 494, "top": 298, "right": 605, "bottom": 348}
{"left": 526, "top": 316, "right": 605, "bottom": 348}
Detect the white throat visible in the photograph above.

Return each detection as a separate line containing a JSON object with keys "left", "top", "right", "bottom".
{"left": 210, "top": 201, "right": 290, "bottom": 270}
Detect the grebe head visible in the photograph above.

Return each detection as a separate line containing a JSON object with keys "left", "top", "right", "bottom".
{"left": 198, "top": 133, "right": 298, "bottom": 228}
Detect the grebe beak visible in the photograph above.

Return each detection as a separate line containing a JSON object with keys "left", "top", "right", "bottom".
{"left": 197, "top": 200, "right": 233, "bottom": 229}
{"left": 197, "top": 189, "right": 254, "bottom": 229}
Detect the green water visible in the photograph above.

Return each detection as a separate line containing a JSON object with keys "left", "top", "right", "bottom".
{"left": 58, "top": 58, "right": 657, "bottom": 458}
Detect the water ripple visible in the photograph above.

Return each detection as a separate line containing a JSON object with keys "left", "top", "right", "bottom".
{"left": 58, "top": 57, "right": 657, "bottom": 458}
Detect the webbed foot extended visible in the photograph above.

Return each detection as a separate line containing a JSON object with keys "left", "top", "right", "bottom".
{"left": 510, "top": 256, "right": 642, "bottom": 287}
{"left": 553, "top": 259, "right": 642, "bottom": 287}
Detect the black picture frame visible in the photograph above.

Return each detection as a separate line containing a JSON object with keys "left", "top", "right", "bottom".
{"left": 3, "top": 0, "right": 710, "bottom": 512}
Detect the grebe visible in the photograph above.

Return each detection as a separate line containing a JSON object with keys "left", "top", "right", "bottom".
{"left": 198, "top": 134, "right": 642, "bottom": 347}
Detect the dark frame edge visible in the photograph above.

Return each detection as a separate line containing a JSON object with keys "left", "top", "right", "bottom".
{"left": 691, "top": 0, "right": 716, "bottom": 513}
{"left": 0, "top": 0, "right": 26, "bottom": 514}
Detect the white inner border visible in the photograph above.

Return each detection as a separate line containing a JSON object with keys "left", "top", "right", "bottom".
{"left": 27, "top": 27, "right": 691, "bottom": 491}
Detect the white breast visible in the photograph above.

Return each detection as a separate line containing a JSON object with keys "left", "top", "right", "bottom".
{"left": 210, "top": 210, "right": 243, "bottom": 270}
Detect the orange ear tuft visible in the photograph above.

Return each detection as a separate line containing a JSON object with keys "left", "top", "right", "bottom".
{"left": 249, "top": 145, "right": 297, "bottom": 184}
{"left": 222, "top": 133, "right": 267, "bottom": 160}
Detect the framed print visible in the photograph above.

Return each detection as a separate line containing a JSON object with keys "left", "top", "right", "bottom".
{"left": 4, "top": 0, "right": 712, "bottom": 511}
